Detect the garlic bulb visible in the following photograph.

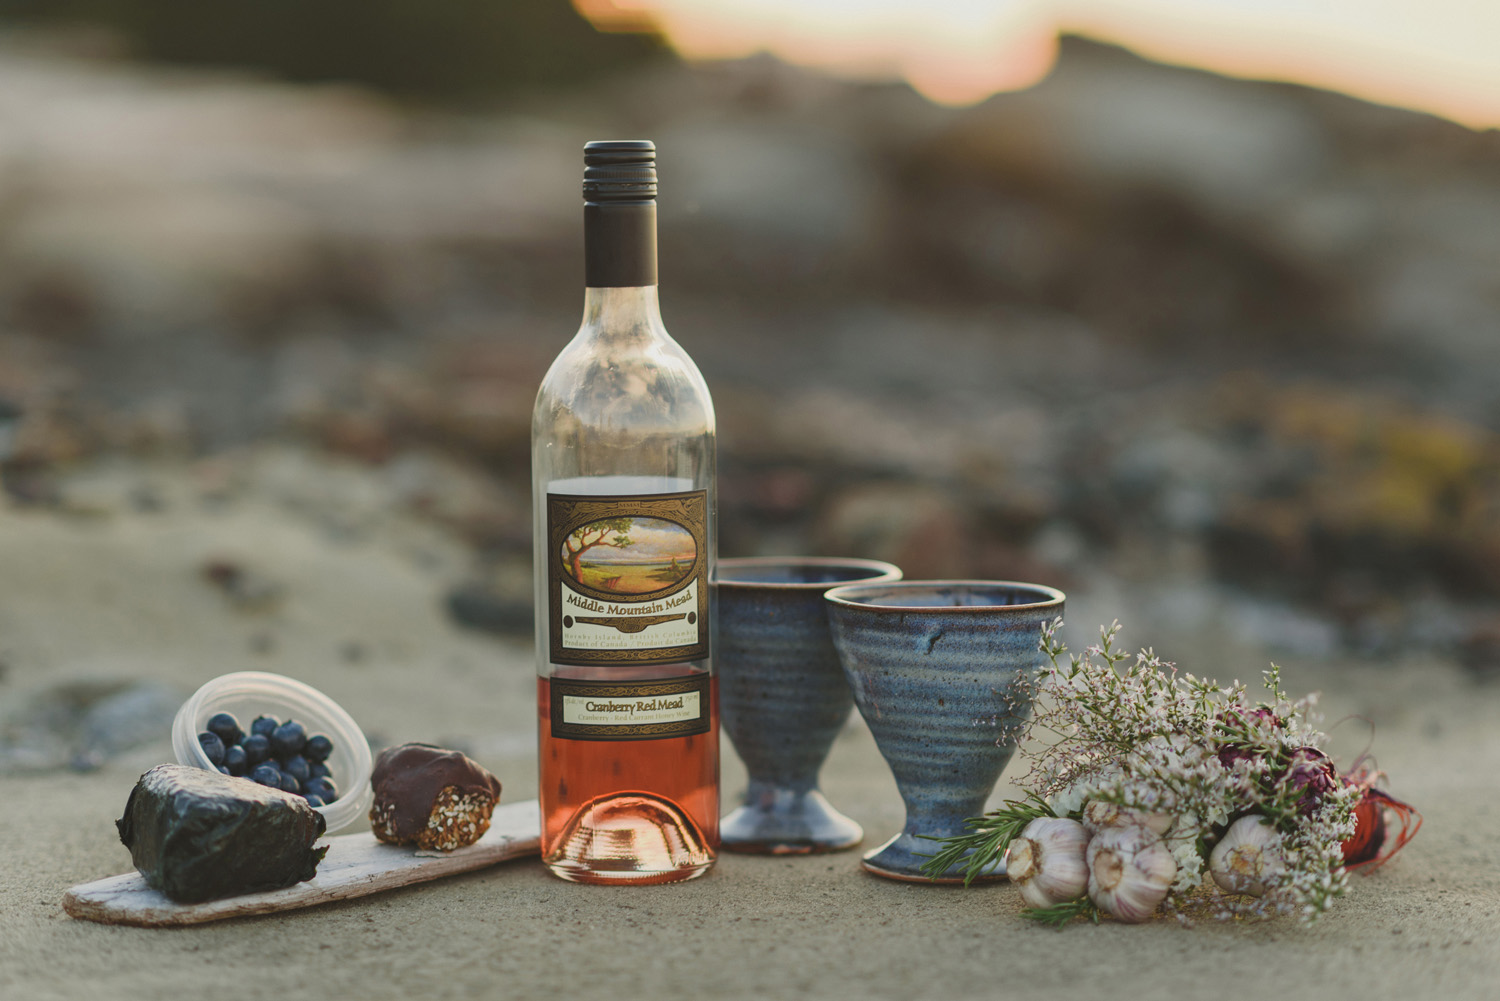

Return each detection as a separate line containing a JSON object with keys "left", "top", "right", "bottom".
{"left": 1209, "top": 815, "right": 1285, "bottom": 897}
{"left": 1087, "top": 825, "right": 1177, "bottom": 922}
{"left": 1005, "top": 818, "right": 1090, "bottom": 908}
{"left": 1081, "top": 799, "right": 1173, "bottom": 836}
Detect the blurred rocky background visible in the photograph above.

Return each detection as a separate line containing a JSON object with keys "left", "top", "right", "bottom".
{"left": 2, "top": 0, "right": 1499, "bottom": 770}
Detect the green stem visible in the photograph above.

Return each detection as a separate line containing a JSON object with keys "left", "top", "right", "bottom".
{"left": 916, "top": 795, "right": 1054, "bottom": 886}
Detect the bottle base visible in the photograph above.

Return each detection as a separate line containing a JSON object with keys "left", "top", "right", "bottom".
{"left": 543, "top": 790, "right": 716, "bottom": 885}
{"left": 543, "top": 859, "right": 715, "bottom": 885}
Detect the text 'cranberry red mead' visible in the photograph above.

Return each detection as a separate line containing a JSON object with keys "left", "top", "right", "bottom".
{"left": 532, "top": 140, "right": 718, "bottom": 884}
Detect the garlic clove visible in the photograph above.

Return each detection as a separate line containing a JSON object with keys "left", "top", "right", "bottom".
{"left": 1005, "top": 817, "right": 1089, "bottom": 908}
{"left": 1081, "top": 800, "right": 1174, "bottom": 836}
{"left": 1086, "top": 824, "right": 1177, "bottom": 922}
{"left": 1209, "top": 815, "right": 1285, "bottom": 897}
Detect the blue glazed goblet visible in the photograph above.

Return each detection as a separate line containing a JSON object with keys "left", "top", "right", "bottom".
{"left": 715, "top": 557, "right": 903, "bottom": 854}
{"left": 824, "top": 580, "right": 1065, "bottom": 883}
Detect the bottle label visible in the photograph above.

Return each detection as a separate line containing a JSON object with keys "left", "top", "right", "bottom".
{"left": 549, "top": 674, "right": 711, "bottom": 741}
{"left": 547, "top": 490, "right": 710, "bottom": 667}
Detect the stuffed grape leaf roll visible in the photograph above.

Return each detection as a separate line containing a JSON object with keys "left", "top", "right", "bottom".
{"left": 117, "top": 764, "right": 328, "bottom": 903}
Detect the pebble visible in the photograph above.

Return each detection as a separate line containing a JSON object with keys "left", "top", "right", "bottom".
{"left": 0, "top": 680, "right": 183, "bottom": 774}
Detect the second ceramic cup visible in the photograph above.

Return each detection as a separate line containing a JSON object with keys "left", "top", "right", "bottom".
{"left": 715, "top": 556, "right": 903, "bottom": 854}
{"left": 824, "top": 580, "right": 1065, "bottom": 882}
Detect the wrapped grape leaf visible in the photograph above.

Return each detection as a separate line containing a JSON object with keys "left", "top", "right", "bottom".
{"left": 116, "top": 764, "right": 328, "bottom": 903}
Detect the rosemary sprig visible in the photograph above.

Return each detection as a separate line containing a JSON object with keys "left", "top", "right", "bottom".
{"left": 917, "top": 794, "right": 1054, "bottom": 886}
{"left": 1023, "top": 897, "right": 1101, "bottom": 929}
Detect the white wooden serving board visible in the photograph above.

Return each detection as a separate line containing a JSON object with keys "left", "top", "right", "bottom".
{"left": 63, "top": 799, "right": 541, "bottom": 927}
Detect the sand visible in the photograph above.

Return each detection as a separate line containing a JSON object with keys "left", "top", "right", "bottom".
{"left": 1, "top": 461, "right": 1497, "bottom": 1001}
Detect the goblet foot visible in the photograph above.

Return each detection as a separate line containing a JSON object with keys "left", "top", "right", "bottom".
{"left": 860, "top": 830, "right": 1007, "bottom": 884}
{"left": 720, "top": 788, "right": 863, "bottom": 855}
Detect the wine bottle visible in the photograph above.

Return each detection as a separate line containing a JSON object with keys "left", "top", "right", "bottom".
{"left": 532, "top": 140, "right": 718, "bottom": 884}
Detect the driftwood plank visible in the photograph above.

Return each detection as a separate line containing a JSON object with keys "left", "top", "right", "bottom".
{"left": 63, "top": 799, "right": 541, "bottom": 927}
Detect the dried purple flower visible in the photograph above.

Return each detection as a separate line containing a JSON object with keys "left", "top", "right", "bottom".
{"left": 1217, "top": 744, "right": 1257, "bottom": 770}
{"left": 1282, "top": 747, "right": 1338, "bottom": 816}
{"left": 1214, "top": 705, "right": 1282, "bottom": 770}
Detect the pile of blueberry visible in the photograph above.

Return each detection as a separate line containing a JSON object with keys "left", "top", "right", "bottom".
{"left": 198, "top": 712, "right": 340, "bottom": 808}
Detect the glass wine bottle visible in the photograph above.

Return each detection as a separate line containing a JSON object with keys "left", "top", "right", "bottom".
{"left": 532, "top": 140, "right": 718, "bottom": 884}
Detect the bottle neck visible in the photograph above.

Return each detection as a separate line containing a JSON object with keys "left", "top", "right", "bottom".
{"left": 584, "top": 200, "right": 657, "bottom": 288}
{"left": 580, "top": 286, "right": 663, "bottom": 334}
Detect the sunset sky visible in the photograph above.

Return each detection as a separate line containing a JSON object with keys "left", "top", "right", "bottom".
{"left": 577, "top": 0, "right": 1500, "bottom": 127}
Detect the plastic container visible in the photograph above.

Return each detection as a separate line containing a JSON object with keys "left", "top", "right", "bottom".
{"left": 172, "top": 671, "right": 373, "bottom": 834}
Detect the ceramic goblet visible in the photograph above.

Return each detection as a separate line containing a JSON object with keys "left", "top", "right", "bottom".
{"left": 715, "top": 557, "right": 903, "bottom": 854}
{"left": 824, "top": 580, "right": 1065, "bottom": 882}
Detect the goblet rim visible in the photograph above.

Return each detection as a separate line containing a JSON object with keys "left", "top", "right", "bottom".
{"left": 824, "top": 578, "right": 1065, "bottom": 613}
{"left": 714, "top": 556, "right": 903, "bottom": 590}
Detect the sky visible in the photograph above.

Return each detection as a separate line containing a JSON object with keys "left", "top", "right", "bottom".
{"left": 576, "top": 0, "right": 1500, "bottom": 127}
{"left": 573, "top": 518, "right": 696, "bottom": 563}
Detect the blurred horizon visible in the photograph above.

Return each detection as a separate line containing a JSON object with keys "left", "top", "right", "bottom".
{"left": 0, "top": 1, "right": 1494, "bottom": 129}
{"left": 580, "top": 0, "right": 1500, "bottom": 128}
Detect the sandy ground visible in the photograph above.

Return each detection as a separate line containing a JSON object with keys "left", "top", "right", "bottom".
{"left": 1, "top": 462, "right": 1497, "bottom": 1001}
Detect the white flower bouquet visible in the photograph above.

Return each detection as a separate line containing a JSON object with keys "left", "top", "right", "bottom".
{"left": 919, "top": 620, "right": 1420, "bottom": 926}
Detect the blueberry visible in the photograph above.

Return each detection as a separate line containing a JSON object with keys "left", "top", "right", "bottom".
{"left": 282, "top": 755, "right": 310, "bottom": 784}
{"left": 218, "top": 765, "right": 232, "bottom": 775}
{"left": 241, "top": 733, "right": 271, "bottom": 766}
{"left": 270, "top": 720, "right": 306, "bottom": 759}
{"left": 304, "top": 794, "right": 326, "bottom": 809}
{"left": 206, "top": 712, "right": 243, "bottom": 746}
{"left": 250, "top": 763, "right": 282, "bottom": 787}
{"left": 304, "top": 776, "right": 338, "bottom": 803}
{"left": 250, "top": 715, "right": 279, "bottom": 738}
{"left": 278, "top": 772, "right": 302, "bottom": 795}
{"left": 303, "top": 734, "right": 334, "bottom": 763}
{"left": 197, "top": 731, "right": 226, "bottom": 766}
{"left": 223, "top": 744, "right": 248, "bottom": 775}
{"left": 309, "top": 761, "right": 331, "bottom": 781}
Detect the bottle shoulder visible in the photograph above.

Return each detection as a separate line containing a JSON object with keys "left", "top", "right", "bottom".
{"left": 534, "top": 323, "right": 715, "bottom": 435}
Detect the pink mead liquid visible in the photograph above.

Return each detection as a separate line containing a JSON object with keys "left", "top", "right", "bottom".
{"left": 537, "top": 669, "right": 719, "bottom": 884}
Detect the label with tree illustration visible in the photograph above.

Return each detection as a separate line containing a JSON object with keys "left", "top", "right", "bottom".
{"left": 547, "top": 490, "right": 709, "bottom": 666}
